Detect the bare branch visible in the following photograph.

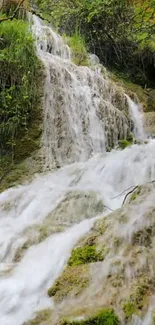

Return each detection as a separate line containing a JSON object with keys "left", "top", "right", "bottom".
{"left": 0, "top": 0, "right": 25, "bottom": 23}
{"left": 111, "top": 185, "right": 137, "bottom": 200}
{"left": 122, "top": 186, "right": 138, "bottom": 206}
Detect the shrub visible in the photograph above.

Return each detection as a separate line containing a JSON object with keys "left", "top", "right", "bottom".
{"left": 0, "top": 19, "right": 43, "bottom": 159}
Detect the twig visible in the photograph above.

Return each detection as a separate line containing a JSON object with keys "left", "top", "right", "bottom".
{"left": 122, "top": 179, "right": 155, "bottom": 206}
{"left": 111, "top": 185, "right": 136, "bottom": 199}
{"left": 122, "top": 186, "right": 138, "bottom": 206}
{"left": 104, "top": 205, "right": 114, "bottom": 212}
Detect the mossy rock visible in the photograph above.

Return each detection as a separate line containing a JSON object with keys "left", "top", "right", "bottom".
{"left": 61, "top": 308, "right": 120, "bottom": 325}
{"left": 144, "top": 112, "right": 155, "bottom": 136}
{"left": 13, "top": 223, "right": 65, "bottom": 262}
{"left": 0, "top": 159, "right": 32, "bottom": 193}
{"left": 122, "top": 277, "right": 151, "bottom": 319}
{"left": 146, "top": 90, "right": 155, "bottom": 112}
{"left": 122, "top": 301, "right": 138, "bottom": 319}
{"left": 23, "top": 309, "right": 52, "bottom": 325}
{"left": 0, "top": 105, "right": 43, "bottom": 192}
{"left": 118, "top": 139, "right": 132, "bottom": 150}
{"left": 48, "top": 264, "right": 89, "bottom": 302}
{"left": 109, "top": 71, "right": 148, "bottom": 112}
{"left": 129, "top": 186, "right": 142, "bottom": 203}
{"left": 132, "top": 226, "right": 154, "bottom": 247}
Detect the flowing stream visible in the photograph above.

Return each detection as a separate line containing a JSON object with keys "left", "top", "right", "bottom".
{"left": 0, "top": 16, "right": 154, "bottom": 325}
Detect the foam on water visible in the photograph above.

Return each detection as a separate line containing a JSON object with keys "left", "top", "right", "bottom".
{"left": 0, "top": 141, "right": 155, "bottom": 324}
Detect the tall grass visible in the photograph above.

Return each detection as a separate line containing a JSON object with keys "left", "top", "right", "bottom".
{"left": 66, "top": 32, "right": 89, "bottom": 66}
{"left": 0, "top": 19, "right": 43, "bottom": 158}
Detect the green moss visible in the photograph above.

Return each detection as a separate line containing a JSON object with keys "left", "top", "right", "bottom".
{"left": 68, "top": 245, "right": 104, "bottom": 267}
{"left": 118, "top": 139, "right": 132, "bottom": 150}
{"left": 92, "top": 219, "right": 108, "bottom": 236}
{"left": 61, "top": 309, "right": 120, "bottom": 325}
{"left": 122, "top": 278, "right": 150, "bottom": 319}
{"left": 130, "top": 192, "right": 137, "bottom": 202}
{"left": 130, "top": 187, "right": 142, "bottom": 202}
{"left": 0, "top": 159, "right": 32, "bottom": 193}
{"left": 48, "top": 264, "right": 89, "bottom": 302}
{"left": 123, "top": 301, "right": 138, "bottom": 319}
{"left": 23, "top": 309, "right": 52, "bottom": 325}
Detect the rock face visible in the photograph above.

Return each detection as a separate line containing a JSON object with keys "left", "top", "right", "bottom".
{"left": 144, "top": 112, "right": 155, "bottom": 137}
{"left": 37, "top": 183, "right": 155, "bottom": 325}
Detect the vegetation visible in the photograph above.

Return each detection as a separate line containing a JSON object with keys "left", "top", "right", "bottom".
{"left": 122, "top": 278, "right": 150, "bottom": 319}
{"left": 48, "top": 264, "right": 89, "bottom": 301}
{"left": 0, "top": 10, "right": 43, "bottom": 190}
{"left": 66, "top": 32, "right": 88, "bottom": 66}
{"left": 34, "top": 0, "right": 155, "bottom": 87}
{"left": 118, "top": 139, "right": 132, "bottom": 150}
{"left": 68, "top": 244, "right": 104, "bottom": 266}
{"left": 61, "top": 309, "right": 120, "bottom": 325}
{"left": 0, "top": 19, "right": 42, "bottom": 157}
{"left": 23, "top": 309, "right": 52, "bottom": 325}
{"left": 122, "top": 301, "right": 138, "bottom": 319}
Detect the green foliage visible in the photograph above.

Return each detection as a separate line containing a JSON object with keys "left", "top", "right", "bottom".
{"left": 0, "top": 19, "right": 43, "bottom": 159}
{"left": 68, "top": 245, "right": 104, "bottom": 266}
{"left": 35, "top": 0, "right": 155, "bottom": 86}
{"left": 118, "top": 139, "right": 132, "bottom": 150}
{"left": 66, "top": 33, "right": 88, "bottom": 66}
{"left": 62, "top": 309, "right": 120, "bottom": 325}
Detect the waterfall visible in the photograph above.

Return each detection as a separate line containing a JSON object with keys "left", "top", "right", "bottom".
{"left": 127, "top": 95, "right": 145, "bottom": 140}
{"left": 0, "top": 15, "right": 153, "bottom": 325}
{"left": 32, "top": 16, "right": 136, "bottom": 170}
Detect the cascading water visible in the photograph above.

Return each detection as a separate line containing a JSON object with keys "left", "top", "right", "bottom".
{"left": 0, "top": 15, "right": 153, "bottom": 325}
{"left": 32, "top": 16, "right": 137, "bottom": 170}
{"left": 127, "top": 95, "right": 145, "bottom": 140}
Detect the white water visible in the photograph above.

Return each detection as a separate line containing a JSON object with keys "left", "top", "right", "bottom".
{"left": 0, "top": 16, "right": 153, "bottom": 325}
{"left": 32, "top": 16, "right": 144, "bottom": 170}
{"left": 127, "top": 95, "right": 145, "bottom": 140}
{"left": 1, "top": 141, "right": 155, "bottom": 324}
